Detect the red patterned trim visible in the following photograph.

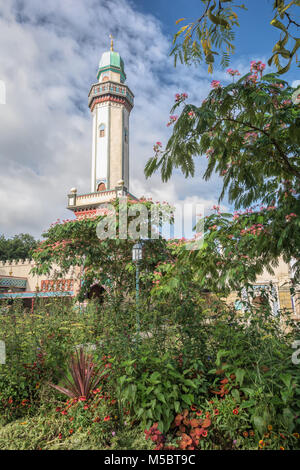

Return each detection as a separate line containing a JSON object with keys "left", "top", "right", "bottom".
{"left": 41, "top": 279, "right": 74, "bottom": 292}
{"left": 89, "top": 94, "right": 133, "bottom": 113}
{"left": 74, "top": 209, "right": 98, "bottom": 219}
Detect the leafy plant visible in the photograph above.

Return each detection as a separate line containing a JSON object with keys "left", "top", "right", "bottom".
{"left": 117, "top": 353, "right": 208, "bottom": 433}
{"left": 146, "top": 67, "right": 300, "bottom": 290}
{"left": 49, "top": 348, "right": 105, "bottom": 400}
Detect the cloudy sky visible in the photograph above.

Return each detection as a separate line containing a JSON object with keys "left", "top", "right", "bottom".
{"left": 0, "top": 0, "right": 299, "bottom": 238}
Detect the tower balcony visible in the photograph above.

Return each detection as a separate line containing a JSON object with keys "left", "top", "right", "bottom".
{"left": 67, "top": 188, "right": 117, "bottom": 210}
{"left": 88, "top": 80, "right": 134, "bottom": 112}
{"left": 67, "top": 185, "right": 138, "bottom": 219}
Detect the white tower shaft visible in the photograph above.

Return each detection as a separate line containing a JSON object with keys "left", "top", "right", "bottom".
{"left": 88, "top": 49, "right": 134, "bottom": 193}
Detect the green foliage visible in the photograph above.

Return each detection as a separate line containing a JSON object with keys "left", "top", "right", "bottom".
{"left": 31, "top": 199, "right": 173, "bottom": 303}
{"left": 146, "top": 71, "right": 299, "bottom": 192}
{"left": 0, "top": 233, "right": 38, "bottom": 261}
{"left": 117, "top": 353, "right": 207, "bottom": 433}
{"left": 0, "top": 287, "right": 299, "bottom": 449}
{"left": 145, "top": 69, "right": 300, "bottom": 287}
{"left": 0, "top": 410, "right": 151, "bottom": 450}
{"left": 0, "top": 299, "right": 102, "bottom": 422}
{"left": 172, "top": 0, "right": 299, "bottom": 74}
{"left": 152, "top": 206, "right": 300, "bottom": 293}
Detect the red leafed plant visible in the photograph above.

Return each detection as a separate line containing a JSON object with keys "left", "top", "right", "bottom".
{"left": 49, "top": 347, "right": 106, "bottom": 400}
{"left": 144, "top": 423, "right": 166, "bottom": 450}
{"left": 145, "top": 409, "right": 212, "bottom": 450}
{"left": 173, "top": 410, "right": 211, "bottom": 450}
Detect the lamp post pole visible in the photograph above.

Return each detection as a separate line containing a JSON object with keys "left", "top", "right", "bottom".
{"left": 132, "top": 242, "right": 143, "bottom": 336}
{"left": 135, "top": 260, "right": 140, "bottom": 335}
{"left": 136, "top": 260, "right": 139, "bottom": 306}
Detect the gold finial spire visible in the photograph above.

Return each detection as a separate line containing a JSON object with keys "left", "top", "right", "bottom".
{"left": 109, "top": 34, "right": 114, "bottom": 51}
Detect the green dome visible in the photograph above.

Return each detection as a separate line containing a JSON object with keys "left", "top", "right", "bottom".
{"left": 97, "top": 51, "right": 126, "bottom": 82}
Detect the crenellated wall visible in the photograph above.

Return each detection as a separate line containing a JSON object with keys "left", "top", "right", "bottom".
{"left": 0, "top": 259, "right": 81, "bottom": 294}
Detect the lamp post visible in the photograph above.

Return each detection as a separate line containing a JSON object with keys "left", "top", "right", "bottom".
{"left": 132, "top": 242, "right": 143, "bottom": 334}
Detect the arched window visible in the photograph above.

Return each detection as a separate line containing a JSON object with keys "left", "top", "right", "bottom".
{"left": 99, "top": 124, "right": 105, "bottom": 138}
{"left": 124, "top": 128, "right": 128, "bottom": 143}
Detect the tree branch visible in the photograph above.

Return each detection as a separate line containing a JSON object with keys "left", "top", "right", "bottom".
{"left": 220, "top": 116, "right": 300, "bottom": 179}
{"left": 285, "top": 12, "right": 300, "bottom": 29}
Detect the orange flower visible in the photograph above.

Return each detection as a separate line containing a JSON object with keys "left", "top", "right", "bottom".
{"left": 196, "top": 411, "right": 202, "bottom": 416}
{"left": 190, "top": 405, "right": 197, "bottom": 411}
{"left": 280, "top": 446, "right": 284, "bottom": 450}
{"left": 69, "top": 429, "right": 73, "bottom": 434}
{"left": 243, "top": 431, "right": 249, "bottom": 438}
{"left": 104, "top": 416, "right": 110, "bottom": 422}
{"left": 220, "top": 378, "right": 229, "bottom": 384}
{"left": 258, "top": 439, "right": 265, "bottom": 449}
{"left": 214, "top": 409, "right": 219, "bottom": 415}
{"left": 267, "top": 425, "right": 273, "bottom": 431}
{"left": 232, "top": 408, "right": 239, "bottom": 415}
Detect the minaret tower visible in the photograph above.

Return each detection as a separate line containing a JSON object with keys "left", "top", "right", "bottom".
{"left": 67, "top": 38, "right": 135, "bottom": 219}
{"left": 89, "top": 35, "right": 134, "bottom": 192}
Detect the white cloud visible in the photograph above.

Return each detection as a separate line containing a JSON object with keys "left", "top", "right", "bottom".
{"left": 0, "top": 0, "right": 223, "bottom": 238}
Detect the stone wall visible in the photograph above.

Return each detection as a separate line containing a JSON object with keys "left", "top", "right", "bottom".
{"left": 0, "top": 259, "right": 81, "bottom": 295}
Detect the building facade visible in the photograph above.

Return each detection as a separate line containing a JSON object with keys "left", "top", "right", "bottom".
{"left": 0, "top": 259, "right": 80, "bottom": 308}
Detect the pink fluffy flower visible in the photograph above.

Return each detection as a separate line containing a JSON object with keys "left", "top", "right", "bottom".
{"left": 250, "top": 60, "right": 266, "bottom": 78}
{"left": 227, "top": 68, "right": 240, "bottom": 78}
{"left": 166, "top": 115, "right": 178, "bottom": 127}
{"left": 211, "top": 80, "right": 221, "bottom": 89}
{"left": 285, "top": 213, "right": 297, "bottom": 222}
{"left": 175, "top": 92, "right": 188, "bottom": 102}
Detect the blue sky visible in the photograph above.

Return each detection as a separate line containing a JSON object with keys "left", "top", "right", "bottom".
{"left": 0, "top": 0, "right": 298, "bottom": 238}
{"left": 132, "top": 0, "right": 296, "bottom": 68}
{"left": 133, "top": 0, "right": 298, "bottom": 81}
